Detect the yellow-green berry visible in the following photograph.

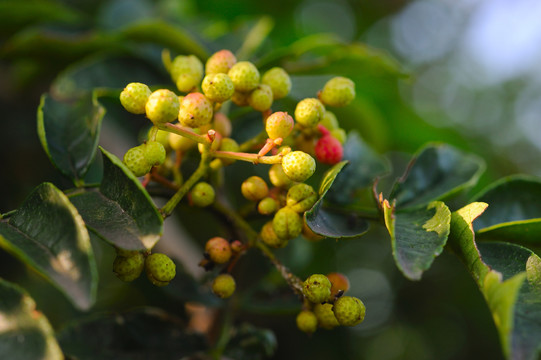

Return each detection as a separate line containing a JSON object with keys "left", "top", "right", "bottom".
{"left": 169, "top": 132, "right": 197, "bottom": 152}
{"left": 123, "top": 145, "right": 152, "bottom": 177}
{"left": 319, "top": 76, "right": 355, "bottom": 107}
{"left": 286, "top": 183, "right": 317, "bottom": 213}
{"left": 171, "top": 55, "right": 203, "bottom": 92}
{"left": 202, "top": 73, "right": 235, "bottom": 103}
{"left": 231, "top": 90, "right": 250, "bottom": 107}
{"left": 330, "top": 128, "right": 347, "bottom": 144}
{"left": 205, "top": 49, "right": 237, "bottom": 74}
{"left": 265, "top": 111, "right": 294, "bottom": 140}
{"left": 261, "top": 67, "right": 291, "bottom": 100}
{"left": 320, "top": 111, "right": 339, "bottom": 131}
{"left": 212, "top": 273, "right": 236, "bottom": 298}
{"left": 313, "top": 303, "right": 340, "bottom": 329}
{"left": 178, "top": 92, "right": 213, "bottom": 128}
{"left": 281, "top": 151, "right": 316, "bottom": 183}
{"left": 272, "top": 207, "right": 302, "bottom": 240}
{"left": 190, "top": 182, "right": 215, "bottom": 207}
{"left": 113, "top": 252, "right": 145, "bottom": 282}
{"left": 260, "top": 221, "right": 288, "bottom": 248}
{"left": 257, "top": 197, "right": 278, "bottom": 215}
{"left": 143, "top": 141, "right": 166, "bottom": 167}
{"left": 145, "top": 253, "right": 176, "bottom": 287}
{"left": 332, "top": 296, "right": 365, "bottom": 326}
{"left": 228, "top": 61, "right": 260, "bottom": 92}
{"left": 218, "top": 137, "right": 239, "bottom": 165}
{"left": 241, "top": 176, "right": 269, "bottom": 202}
{"left": 303, "top": 274, "right": 331, "bottom": 304}
{"left": 269, "top": 164, "right": 294, "bottom": 188}
{"left": 248, "top": 84, "right": 273, "bottom": 112}
{"left": 205, "top": 237, "right": 232, "bottom": 264}
{"left": 150, "top": 128, "right": 171, "bottom": 150}
{"left": 120, "top": 82, "right": 151, "bottom": 114}
{"left": 145, "top": 89, "right": 180, "bottom": 124}
{"left": 295, "top": 98, "right": 325, "bottom": 128}
{"left": 296, "top": 310, "right": 318, "bottom": 334}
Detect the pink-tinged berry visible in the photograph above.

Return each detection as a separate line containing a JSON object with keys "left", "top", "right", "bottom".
{"left": 228, "top": 61, "right": 260, "bottom": 92}
{"left": 120, "top": 82, "right": 151, "bottom": 114}
{"left": 248, "top": 84, "right": 273, "bottom": 112}
{"left": 269, "top": 164, "right": 294, "bottom": 188}
{"left": 241, "top": 176, "right": 269, "bottom": 202}
{"left": 171, "top": 55, "right": 203, "bottom": 92}
{"left": 326, "top": 272, "right": 350, "bottom": 301}
{"left": 145, "top": 89, "right": 180, "bottom": 124}
{"left": 205, "top": 49, "right": 237, "bottom": 74}
{"left": 332, "top": 296, "right": 365, "bottom": 326}
{"left": 213, "top": 112, "right": 232, "bottom": 137}
{"left": 315, "top": 134, "right": 343, "bottom": 165}
{"left": 286, "top": 183, "right": 317, "bottom": 213}
{"left": 265, "top": 111, "right": 294, "bottom": 140}
{"left": 261, "top": 67, "right": 291, "bottom": 100}
{"left": 319, "top": 76, "right": 355, "bottom": 107}
{"left": 257, "top": 197, "right": 278, "bottom": 215}
{"left": 313, "top": 303, "right": 340, "bottom": 329}
{"left": 281, "top": 151, "right": 316, "bottom": 183}
{"left": 296, "top": 310, "right": 318, "bottom": 334}
{"left": 145, "top": 253, "right": 176, "bottom": 287}
{"left": 260, "top": 220, "right": 288, "bottom": 248}
{"left": 320, "top": 111, "right": 339, "bottom": 131}
{"left": 295, "top": 98, "right": 325, "bottom": 128}
{"left": 303, "top": 274, "right": 331, "bottom": 304}
{"left": 272, "top": 207, "right": 302, "bottom": 240}
{"left": 178, "top": 92, "right": 213, "bottom": 128}
{"left": 212, "top": 273, "right": 236, "bottom": 298}
{"left": 205, "top": 237, "right": 232, "bottom": 264}
{"left": 202, "top": 73, "right": 235, "bottom": 103}
{"left": 113, "top": 251, "right": 145, "bottom": 282}
{"left": 190, "top": 182, "right": 215, "bottom": 207}
{"left": 123, "top": 145, "right": 151, "bottom": 177}
{"left": 230, "top": 240, "right": 243, "bottom": 253}
{"left": 143, "top": 141, "right": 166, "bottom": 167}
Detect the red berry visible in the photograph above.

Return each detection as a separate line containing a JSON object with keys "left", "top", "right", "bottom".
{"left": 315, "top": 134, "right": 343, "bottom": 165}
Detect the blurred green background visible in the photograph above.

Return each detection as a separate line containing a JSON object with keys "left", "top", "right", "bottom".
{"left": 1, "top": 0, "right": 541, "bottom": 359}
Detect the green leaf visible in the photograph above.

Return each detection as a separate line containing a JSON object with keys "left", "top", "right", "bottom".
{"left": 68, "top": 148, "right": 163, "bottom": 251}
{"left": 37, "top": 92, "right": 105, "bottom": 185}
{"left": 384, "top": 201, "right": 451, "bottom": 280}
{"left": 0, "top": 279, "right": 63, "bottom": 360}
{"left": 390, "top": 143, "right": 485, "bottom": 209}
{"left": 57, "top": 307, "right": 207, "bottom": 360}
{"left": 0, "top": 183, "right": 97, "bottom": 310}
{"left": 472, "top": 175, "right": 541, "bottom": 244}
{"left": 0, "top": 0, "right": 83, "bottom": 30}
{"left": 224, "top": 323, "right": 277, "bottom": 360}
{"left": 306, "top": 161, "right": 369, "bottom": 238}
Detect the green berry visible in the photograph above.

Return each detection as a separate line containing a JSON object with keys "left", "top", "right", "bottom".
{"left": 145, "top": 89, "right": 180, "bottom": 124}
{"left": 286, "top": 183, "right": 317, "bottom": 213}
{"left": 248, "top": 84, "right": 273, "bottom": 112}
{"left": 190, "top": 182, "right": 215, "bottom": 207}
{"left": 202, "top": 73, "right": 235, "bottom": 103}
{"left": 143, "top": 141, "right": 166, "bottom": 167}
{"left": 171, "top": 55, "right": 203, "bottom": 92}
{"left": 123, "top": 145, "right": 151, "bottom": 177}
{"left": 330, "top": 128, "right": 347, "bottom": 144}
{"left": 228, "top": 61, "right": 260, "bottom": 92}
{"left": 178, "top": 92, "right": 213, "bottom": 128}
{"left": 320, "top": 111, "right": 339, "bottom": 131}
{"left": 213, "top": 112, "right": 232, "bottom": 137}
{"left": 319, "top": 76, "right": 355, "bottom": 107}
{"left": 212, "top": 273, "right": 236, "bottom": 298}
{"left": 260, "top": 221, "right": 288, "bottom": 248}
{"left": 303, "top": 274, "right": 331, "bottom": 304}
{"left": 269, "top": 164, "right": 294, "bottom": 188}
{"left": 295, "top": 98, "right": 325, "bottom": 128}
{"left": 241, "top": 176, "right": 269, "bottom": 202}
{"left": 261, "top": 67, "right": 291, "bottom": 100}
{"left": 332, "top": 296, "right": 365, "bottom": 326}
{"left": 296, "top": 310, "right": 318, "bottom": 334}
{"left": 265, "top": 111, "right": 294, "bottom": 140}
{"left": 257, "top": 197, "right": 278, "bottom": 215}
{"left": 205, "top": 237, "right": 232, "bottom": 264}
{"left": 205, "top": 49, "right": 237, "bottom": 74}
{"left": 113, "top": 252, "right": 145, "bottom": 282}
{"left": 272, "top": 207, "right": 302, "bottom": 240}
{"left": 281, "top": 151, "right": 316, "bottom": 183}
{"left": 145, "top": 253, "right": 176, "bottom": 287}
{"left": 169, "top": 131, "right": 198, "bottom": 152}
{"left": 218, "top": 137, "right": 239, "bottom": 166}
{"left": 313, "top": 303, "right": 340, "bottom": 329}
{"left": 120, "top": 82, "right": 151, "bottom": 114}
{"left": 150, "top": 128, "right": 171, "bottom": 149}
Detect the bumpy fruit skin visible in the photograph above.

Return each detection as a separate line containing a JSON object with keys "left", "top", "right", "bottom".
{"left": 178, "top": 92, "right": 214, "bottom": 128}
{"left": 286, "top": 183, "right": 317, "bottom": 213}
{"left": 295, "top": 98, "right": 325, "bottom": 128}
{"left": 124, "top": 145, "right": 151, "bottom": 177}
{"left": 205, "top": 237, "right": 232, "bottom": 264}
{"left": 265, "top": 111, "right": 294, "bottom": 140}
{"left": 190, "top": 182, "right": 215, "bottom": 207}
{"left": 333, "top": 296, "right": 365, "bottom": 326}
{"left": 261, "top": 67, "right": 291, "bottom": 100}
{"left": 296, "top": 310, "right": 318, "bottom": 334}
{"left": 330, "top": 128, "right": 346, "bottom": 145}
{"left": 145, "top": 253, "right": 176, "bottom": 287}
{"left": 151, "top": 128, "right": 171, "bottom": 150}
{"left": 326, "top": 272, "right": 350, "bottom": 300}
{"left": 248, "top": 84, "right": 273, "bottom": 112}
{"left": 213, "top": 113, "right": 232, "bottom": 137}
{"left": 202, "top": 73, "right": 235, "bottom": 103}
{"left": 319, "top": 76, "right": 355, "bottom": 107}
{"left": 145, "top": 89, "right": 180, "bottom": 124}
{"left": 281, "top": 151, "right": 316, "bottom": 183}
{"left": 212, "top": 273, "right": 236, "bottom": 298}
{"left": 260, "top": 221, "right": 288, "bottom": 248}
{"left": 205, "top": 49, "right": 237, "bottom": 74}
{"left": 113, "top": 252, "right": 145, "bottom": 282}
{"left": 144, "top": 141, "right": 166, "bottom": 167}
{"left": 171, "top": 55, "right": 204, "bottom": 92}
{"left": 303, "top": 274, "right": 331, "bottom": 304}
{"left": 269, "top": 164, "right": 294, "bottom": 188}
{"left": 315, "top": 134, "right": 343, "bottom": 165}
{"left": 272, "top": 207, "right": 302, "bottom": 240}
{"left": 257, "top": 197, "right": 278, "bottom": 215}
{"left": 320, "top": 111, "right": 339, "bottom": 131}
{"left": 313, "top": 303, "right": 340, "bottom": 329}
{"left": 241, "top": 176, "right": 269, "bottom": 202}
{"left": 228, "top": 61, "right": 260, "bottom": 92}
{"left": 120, "top": 82, "right": 151, "bottom": 114}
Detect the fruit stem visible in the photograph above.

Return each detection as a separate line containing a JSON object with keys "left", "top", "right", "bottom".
{"left": 212, "top": 199, "right": 259, "bottom": 242}
{"left": 211, "top": 147, "right": 290, "bottom": 165}
{"left": 148, "top": 126, "right": 159, "bottom": 142}
{"left": 157, "top": 122, "right": 213, "bottom": 145}
{"left": 239, "top": 130, "right": 267, "bottom": 152}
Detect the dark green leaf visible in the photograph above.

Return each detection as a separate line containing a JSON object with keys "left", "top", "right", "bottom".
{"left": 0, "top": 279, "right": 63, "bottom": 360}
{"left": 57, "top": 307, "right": 207, "bottom": 360}
{"left": 68, "top": 148, "right": 163, "bottom": 251}
{"left": 0, "top": 0, "right": 83, "bottom": 30}
{"left": 0, "top": 183, "right": 97, "bottom": 310}
{"left": 390, "top": 143, "right": 485, "bottom": 209}
{"left": 37, "top": 92, "right": 105, "bottom": 185}
{"left": 384, "top": 200, "right": 451, "bottom": 280}
{"left": 224, "top": 323, "right": 277, "bottom": 360}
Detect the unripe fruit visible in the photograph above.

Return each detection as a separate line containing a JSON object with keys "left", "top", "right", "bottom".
{"left": 230, "top": 240, "right": 243, "bottom": 253}
{"left": 269, "top": 164, "right": 294, "bottom": 188}
{"left": 326, "top": 272, "right": 350, "bottom": 301}
{"left": 124, "top": 145, "right": 152, "bottom": 177}
{"left": 205, "top": 49, "right": 237, "bottom": 74}
{"left": 332, "top": 296, "right": 365, "bottom": 326}
{"left": 178, "top": 92, "right": 214, "bottom": 128}
{"left": 295, "top": 98, "right": 325, "bottom": 128}
{"left": 228, "top": 61, "right": 260, "bottom": 92}
{"left": 286, "top": 183, "right": 317, "bottom": 213}
{"left": 150, "top": 128, "right": 171, "bottom": 149}
{"left": 169, "top": 130, "right": 198, "bottom": 152}
{"left": 218, "top": 137, "right": 240, "bottom": 166}
{"left": 296, "top": 310, "right": 318, "bottom": 334}
{"left": 205, "top": 237, "right": 232, "bottom": 264}
{"left": 202, "top": 73, "right": 235, "bottom": 103}
{"left": 319, "top": 76, "right": 355, "bottom": 107}
{"left": 294, "top": 134, "right": 316, "bottom": 156}
{"left": 302, "top": 219, "right": 325, "bottom": 242}
{"left": 261, "top": 67, "right": 291, "bottom": 100}
{"left": 320, "top": 111, "right": 339, "bottom": 131}
{"left": 144, "top": 141, "right": 166, "bottom": 167}
{"left": 248, "top": 84, "right": 273, "bottom": 112}
{"left": 231, "top": 90, "right": 250, "bottom": 107}
{"left": 241, "top": 176, "right": 269, "bottom": 202}
{"left": 113, "top": 252, "right": 145, "bottom": 282}
{"left": 213, "top": 112, "right": 232, "bottom": 137}
{"left": 313, "top": 303, "right": 340, "bottom": 329}
{"left": 190, "top": 182, "right": 215, "bottom": 207}
{"left": 330, "top": 128, "right": 346, "bottom": 145}
{"left": 257, "top": 197, "right": 278, "bottom": 215}
{"left": 260, "top": 221, "right": 288, "bottom": 248}
{"left": 303, "top": 274, "right": 331, "bottom": 304}
{"left": 272, "top": 207, "right": 302, "bottom": 240}
{"left": 145, "top": 89, "right": 180, "bottom": 124}
{"left": 171, "top": 55, "right": 203, "bottom": 92}
{"left": 281, "top": 151, "right": 316, "bottom": 183}
{"left": 265, "top": 111, "right": 294, "bottom": 140}
{"left": 145, "top": 253, "right": 176, "bottom": 287}
{"left": 212, "top": 273, "right": 236, "bottom": 298}
{"left": 315, "top": 134, "right": 343, "bottom": 165}
{"left": 120, "top": 82, "right": 151, "bottom": 114}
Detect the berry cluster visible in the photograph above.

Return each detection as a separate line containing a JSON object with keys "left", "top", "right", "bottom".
{"left": 113, "top": 248, "right": 176, "bottom": 287}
